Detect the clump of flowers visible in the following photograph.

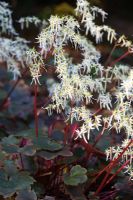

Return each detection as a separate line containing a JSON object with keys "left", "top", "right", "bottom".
{"left": 27, "top": 0, "right": 132, "bottom": 180}
{"left": 0, "top": 1, "right": 46, "bottom": 79}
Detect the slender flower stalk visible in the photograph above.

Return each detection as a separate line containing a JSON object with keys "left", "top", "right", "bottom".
{"left": 104, "top": 43, "right": 117, "bottom": 66}
{"left": 95, "top": 140, "right": 133, "bottom": 195}
{"left": 110, "top": 51, "right": 130, "bottom": 67}
{"left": 105, "top": 159, "right": 130, "bottom": 186}
{"left": 34, "top": 84, "right": 39, "bottom": 138}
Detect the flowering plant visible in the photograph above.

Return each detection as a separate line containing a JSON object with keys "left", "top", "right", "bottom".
{"left": 0, "top": 0, "right": 132, "bottom": 199}
{"left": 29, "top": 0, "right": 133, "bottom": 181}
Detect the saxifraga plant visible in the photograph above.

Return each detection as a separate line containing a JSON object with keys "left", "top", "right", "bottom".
{"left": 0, "top": 0, "right": 133, "bottom": 199}
{"left": 28, "top": 0, "right": 133, "bottom": 181}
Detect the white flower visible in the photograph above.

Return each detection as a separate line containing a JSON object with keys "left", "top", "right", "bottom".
{"left": 98, "top": 93, "right": 112, "bottom": 110}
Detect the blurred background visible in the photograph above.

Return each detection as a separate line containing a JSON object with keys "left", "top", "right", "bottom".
{"left": 6, "top": 0, "right": 133, "bottom": 38}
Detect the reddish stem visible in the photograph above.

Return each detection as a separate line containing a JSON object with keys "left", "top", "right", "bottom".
{"left": 101, "top": 190, "right": 117, "bottom": 200}
{"left": 104, "top": 44, "right": 117, "bottom": 66}
{"left": 19, "top": 153, "right": 24, "bottom": 170}
{"left": 105, "top": 159, "right": 130, "bottom": 186}
{"left": 110, "top": 139, "right": 132, "bottom": 167}
{"left": 0, "top": 68, "right": 28, "bottom": 110}
{"left": 95, "top": 139, "right": 133, "bottom": 195}
{"left": 34, "top": 84, "right": 38, "bottom": 138}
{"left": 93, "top": 108, "right": 102, "bottom": 116}
{"left": 110, "top": 51, "right": 130, "bottom": 67}
{"left": 0, "top": 79, "right": 19, "bottom": 110}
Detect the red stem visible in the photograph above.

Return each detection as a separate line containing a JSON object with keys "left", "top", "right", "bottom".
{"left": 34, "top": 84, "right": 38, "bottom": 138}
{"left": 105, "top": 159, "right": 130, "bottom": 186}
{"left": 0, "top": 68, "right": 28, "bottom": 110}
{"left": 19, "top": 153, "right": 24, "bottom": 170}
{"left": 104, "top": 44, "right": 117, "bottom": 66}
{"left": 110, "top": 139, "right": 132, "bottom": 167}
{"left": 101, "top": 191, "right": 117, "bottom": 200}
{"left": 95, "top": 139, "right": 133, "bottom": 195}
{"left": 110, "top": 51, "right": 130, "bottom": 67}
{"left": 93, "top": 108, "right": 102, "bottom": 116}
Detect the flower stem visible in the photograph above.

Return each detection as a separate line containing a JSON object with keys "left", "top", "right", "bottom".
{"left": 110, "top": 51, "right": 130, "bottom": 67}
{"left": 19, "top": 153, "right": 24, "bottom": 170}
{"left": 34, "top": 84, "right": 38, "bottom": 138}
{"left": 105, "top": 159, "right": 130, "bottom": 186}
{"left": 0, "top": 68, "right": 28, "bottom": 110}
{"left": 105, "top": 44, "right": 117, "bottom": 66}
{"left": 95, "top": 139, "right": 132, "bottom": 195}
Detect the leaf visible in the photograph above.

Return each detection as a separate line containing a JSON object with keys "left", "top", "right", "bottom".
{"left": 1, "top": 135, "right": 19, "bottom": 145}
{"left": 2, "top": 144, "right": 19, "bottom": 154}
{"left": 32, "top": 136, "right": 63, "bottom": 151}
{"left": 64, "top": 165, "right": 88, "bottom": 186}
{"left": 70, "top": 165, "right": 87, "bottom": 177}
{"left": 4, "top": 160, "right": 18, "bottom": 176}
{"left": 51, "top": 130, "right": 64, "bottom": 141}
{"left": 1, "top": 135, "right": 19, "bottom": 154}
{"left": 18, "top": 145, "right": 36, "bottom": 156}
{"left": 16, "top": 129, "right": 62, "bottom": 150}
{"left": 0, "top": 169, "right": 35, "bottom": 198}
{"left": 16, "top": 129, "right": 42, "bottom": 138}
{"left": 21, "top": 156, "right": 37, "bottom": 173}
{"left": 14, "top": 172, "right": 35, "bottom": 190}
{"left": 16, "top": 189, "right": 37, "bottom": 200}
{"left": 37, "top": 146, "right": 73, "bottom": 160}
{"left": 0, "top": 169, "right": 18, "bottom": 198}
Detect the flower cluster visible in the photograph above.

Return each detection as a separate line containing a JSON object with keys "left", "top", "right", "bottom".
{"left": 0, "top": 1, "right": 16, "bottom": 35}
{"left": 75, "top": 0, "right": 116, "bottom": 43}
{"left": 18, "top": 16, "right": 47, "bottom": 30}
{"left": 0, "top": 2, "right": 44, "bottom": 79}
{"left": 28, "top": 0, "right": 133, "bottom": 179}
{"left": 27, "top": 48, "right": 44, "bottom": 85}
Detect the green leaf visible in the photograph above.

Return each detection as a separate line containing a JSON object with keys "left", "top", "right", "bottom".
{"left": 32, "top": 136, "right": 63, "bottom": 151}
{"left": 21, "top": 157, "right": 37, "bottom": 173}
{"left": 2, "top": 144, "right": 19, "bottom": 154}
{"left": 71, "top": 165, "right": 87, "bottom": 177}
{"left": 16, "top": 189, "right": 37, "bottom": 200}
{"left": 37, "top": 146, "right": 73, "bottom": 160}
{"left": 18, "top": 145, "right": 36, "bottom": 156}
{"left": 16, "top": 129, "right": 62, "bottom": 151}
{"left": 0, "top": 169, "right": 17, "bottom": 198}
{"left": 14, "top": 172, "right": 35, "bottom": 190}
{"left": 1, "top": 135, "right": 19, "bottom": 145}
{"left": 64, "top": 165, "right": 88, "bottom": 186}
{"left": 16, "top": 129, "right": 42, "bottom": 138}
{"left": 4, "top": 160, "right": 18, "bottom": 176}
{"left": 1, "top": 135, "right": 19, "bottom": 154}
{"left": 0, "top": 169, "right": 35, "bottom": 198}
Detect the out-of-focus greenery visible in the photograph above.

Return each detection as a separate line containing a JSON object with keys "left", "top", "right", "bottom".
{"left": 54, "top": 2, "right": 75, "bottom": 16}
